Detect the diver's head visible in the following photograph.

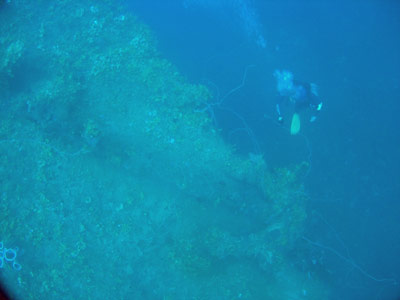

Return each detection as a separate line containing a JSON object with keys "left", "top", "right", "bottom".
{"left": 274, "top": 69, "right": 295, "bottom": 97}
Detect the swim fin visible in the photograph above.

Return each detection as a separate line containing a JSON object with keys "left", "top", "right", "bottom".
{"left": 290, "top": 113, "right": 301, "bottom": 135}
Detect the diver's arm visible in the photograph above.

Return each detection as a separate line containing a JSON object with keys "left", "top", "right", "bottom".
{"left": 276, "top": 104, "right": 283, "bottom": 123}
{"left": 310, "top": 101, "right": 322, "bottom": 122}
{"left": 276, "top": 96, "right": 285, "bottom": 123}
{"left": 308, "top": 83, "right": 322, "bottom": 122}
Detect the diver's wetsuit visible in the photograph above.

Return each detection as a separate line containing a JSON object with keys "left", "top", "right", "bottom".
{"left": 276, "top": 80, "right": 322, "bottom": 123}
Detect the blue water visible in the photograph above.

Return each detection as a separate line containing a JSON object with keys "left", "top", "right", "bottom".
{"left": 128, "top": 1, "right": 400, "bottom": 299}
{"left": 0, "top": 0, "right": 399, "bottom": 299}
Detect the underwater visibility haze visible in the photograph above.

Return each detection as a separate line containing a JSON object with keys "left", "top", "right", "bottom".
{"left": 0, "top": 0, "right": 399, "bottom": 299}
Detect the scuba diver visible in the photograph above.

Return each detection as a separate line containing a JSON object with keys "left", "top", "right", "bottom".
{"left": 274, "top": 70, "right": 323, "bottom": 135}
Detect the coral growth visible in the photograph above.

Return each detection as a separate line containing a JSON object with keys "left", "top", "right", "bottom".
{"left": 0, "top": 1, "right": 326, "bottom": 299}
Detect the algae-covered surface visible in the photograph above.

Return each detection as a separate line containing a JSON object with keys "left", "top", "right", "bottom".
{"left": 0, "top": 1, "right": 327, "bottom": 299}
